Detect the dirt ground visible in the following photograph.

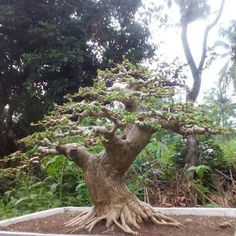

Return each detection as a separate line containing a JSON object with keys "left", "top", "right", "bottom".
{"left": 0, "top": 211, "right": 235, "bottom": 236}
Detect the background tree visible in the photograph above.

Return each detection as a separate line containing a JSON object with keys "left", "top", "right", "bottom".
{"left": 203, "top": 87, "right": 236, "bottom": 128}
{"left": 218, "top": 20, "right": 236, "bottom": 94}
{"left": 174, "top": 0, "right": 225, "bottom": 102}
{"left": 163, "top": 0, "right": 226, "bottom": 171}
{"left": 0, "top": 0, "right": 154, "bottom": 157}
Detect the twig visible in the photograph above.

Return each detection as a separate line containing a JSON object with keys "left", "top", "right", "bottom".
{"left": 193, "top": 185, "right": 217, "bottom": 205}
{"left": 216, "top": 169, "right": 236, "bottom": 184}
{"left": 144, "top": 187, "right": 150, "bottom": 204}
{"left": 230, "top": 169, "right": 235, "bottom": 187}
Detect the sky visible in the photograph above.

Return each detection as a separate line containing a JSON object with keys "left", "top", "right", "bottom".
{"left": 143, "top": 0, "right": 236, "bottom": 102}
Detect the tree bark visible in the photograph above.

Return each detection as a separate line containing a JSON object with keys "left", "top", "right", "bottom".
{"left": 0, "top": 104, "right": 17, "bottom": 157}
{"left": 184, "top": 135, "right": 198, "bottom": 179}
{"left": 55, "top": 125, "right": 181, "bottom": 234}
{"left": 67, "top": 154, "right": 180, "bottom": 234}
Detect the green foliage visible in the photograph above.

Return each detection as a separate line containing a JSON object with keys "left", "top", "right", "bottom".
{"left": 203, "top": 88, "right": 236, "bottom": 128}
{"left": 126, "top": 135, "right": 178, "bottom": 199}
{"left": 120, "top": 134, "right": 236, "bottom": 205}
{"left": 187, "top": 164, "right": 212, "bottom": 204}
{"left": 0, "top": 156, "right": 91, "bottom": 220}
{"left": 173, "top": 138, "right": 225, "bottom": 169}
{"left": 187, "top": 165, "right": 211, "bottom": 179}
{"left": 0, "top": 175, "right": 56, "bottom": 219}
{"left": 217, "top": 137, "right": 236, "bottom": 169}
{"left": 0, "top": 0, "right": 155, "bottom": 157}
{"left": 122, "top": 112, "right": 138, "bottom": 123}
{"left": 41, "top": 155, "right": 90, "bottom": 206}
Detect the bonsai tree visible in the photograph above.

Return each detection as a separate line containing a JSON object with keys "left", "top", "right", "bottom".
{"left": 35, "top": 60, "right": 219, "bottom": 235}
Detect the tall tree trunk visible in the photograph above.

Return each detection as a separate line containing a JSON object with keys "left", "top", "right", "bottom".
{"left": 184, "top": 135, "right": 198, "bottom": 179}
{"left": 185, "top": 136, "right": 198, "bottom": 168}
{"left": 0, "top": 104, "right": 17, "bottom": 157}
{"left": 179, "top": 0, "right": 225, "bottom": 175}
{"left": 181, "top": 23, "right": 201, "bottom": 172}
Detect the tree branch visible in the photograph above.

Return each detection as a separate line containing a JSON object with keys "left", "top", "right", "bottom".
{"left": 56, "top": 143, "right": 93, "bottom": 171}
{"left": 106, "top": 123, "right": 154, "bottom": 175}
{"left": 74, "top": 124, "right": 119, "bottom": 140}
{"left": 181, "top": 0, "right": 225, "bottom": 102}
{"left": 38, "top": 141, "right": 93, "bottom": 171}
{"left": 136, "top": 111, "right": 218, "bottom": 136}
{"left": 198, "top": 0, "right": 225, "bottom": 72}
{"left": 71, "top": 107, "right": 125, "bottom": 128}
{"left": 181, "top": 24, "right": 199, "bottom": 83}
{"left": 181, "top": 23, "right": 201, "bottom": 102}
{"left": 156, "top": 117, "right": 217, "bottom": 136}
{"left": 38, "top": 146, "right": 59, "bottom": 156}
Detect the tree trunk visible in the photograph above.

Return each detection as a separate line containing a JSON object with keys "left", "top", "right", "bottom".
{"left": 57, "top": 125, "right": 181, "bottom": 234}
{"left": 184, "top": 135, "right": 198, "bottom": 180}
{"left": 0, "top": 104, "right": 17, "bottom": 157}
{"left": 84, "top": 156, "right": 150, "bottom": 232}
{"left": 65, "top": 155, "right": 180, "bottom": 235}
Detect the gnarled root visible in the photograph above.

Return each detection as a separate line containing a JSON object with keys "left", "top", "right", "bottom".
{"left": 65, "top": 200, "right": 182, "bottom": 235}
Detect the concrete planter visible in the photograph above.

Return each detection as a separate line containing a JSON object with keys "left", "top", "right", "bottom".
{"left": 0, "top": 207, "right": 236, "bottom": 236}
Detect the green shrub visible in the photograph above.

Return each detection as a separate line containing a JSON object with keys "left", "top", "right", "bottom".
{"left": 217, "top": 137, "right": 236, "bottom": 169}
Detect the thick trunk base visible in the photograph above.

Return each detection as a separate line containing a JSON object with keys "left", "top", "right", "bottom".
{"left": 64, "top": 151, "right": 181, "bottom": 235}
{"left": 65, "top": 198, "right": 181, "bottom": 235}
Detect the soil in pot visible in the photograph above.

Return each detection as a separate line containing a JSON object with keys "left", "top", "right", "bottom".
{"left": 0, "top": 211, "right": 235, "bottom": 236}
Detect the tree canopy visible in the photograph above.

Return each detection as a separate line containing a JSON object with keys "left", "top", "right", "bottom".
{"left": 5, "top": 60, "right": 223, "bottom": 234}
{"left": 0, "top": 0, "right": 154, "bottom": 156}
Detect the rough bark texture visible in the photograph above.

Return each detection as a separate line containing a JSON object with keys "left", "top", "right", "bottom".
{"left": 184, "top": 135, "right": 199, "bottom": 181}
{"left": 181, "top": 23, "right": 200, "bottom": 103}
{"left": 184, "top": 135, "right": 198, "bottom": 167}
{"left": 53, "top": 125, "right": 181, "bottom": 235}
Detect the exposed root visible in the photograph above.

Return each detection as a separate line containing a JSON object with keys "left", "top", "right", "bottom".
{"left": 65, "top": 200, "right": 182, "bottom": 235}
